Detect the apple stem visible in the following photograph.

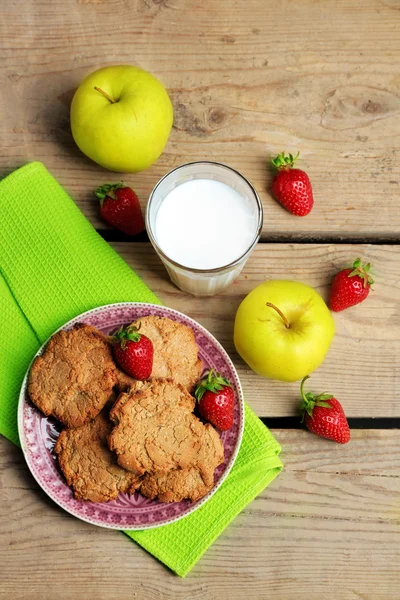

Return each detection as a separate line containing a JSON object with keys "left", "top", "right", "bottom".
{"left": 94, "top": 86, "right": 116, "bottom": 104}
{"left": 265, "top": 302, "right": 290, "bottom": 329}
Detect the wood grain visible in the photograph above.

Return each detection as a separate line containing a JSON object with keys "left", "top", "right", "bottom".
{"left": 1, "top": 0, "right": 400, "bottom": 596}
{"left": 1, "top": 0, "right": 400, "bottom": 239}
{"left": 111, "top": 242, "right": 400, "bottom": 418}
{"left": 1, "top": 431, "right": 399, "bottom": 600}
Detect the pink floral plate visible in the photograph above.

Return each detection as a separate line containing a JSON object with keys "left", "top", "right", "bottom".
{"left": 18, "top": 303, "right": 244, "bottom": 530}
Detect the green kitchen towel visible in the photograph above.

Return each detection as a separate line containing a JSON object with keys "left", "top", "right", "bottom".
{"left": 0, "top": 162, "right": 282, "bottom": 577}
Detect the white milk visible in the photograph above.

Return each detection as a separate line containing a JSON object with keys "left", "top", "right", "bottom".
{"left": 146, "top": 162, "right": 262, "bottom": 296}
{"left": 155, "top": 179, "right": 257, "bottom": 270}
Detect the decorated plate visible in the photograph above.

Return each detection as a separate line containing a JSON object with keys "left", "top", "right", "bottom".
{"left": 18, "top": 303, "right": 244, "bottom": 530}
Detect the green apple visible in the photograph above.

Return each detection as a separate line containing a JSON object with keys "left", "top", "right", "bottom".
{"left": 70, "top": 65, "right": 173, "bottom": 172}
{"left": 234, "top": 280, "right": 335, "bottom": 382}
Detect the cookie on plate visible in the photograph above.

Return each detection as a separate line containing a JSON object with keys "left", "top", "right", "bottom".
{"left": 125, "top": 316, "right": 203, "bottom": 392}
{"left": 54, "top": 410, "right": 141, "bottom": 503}
{"left": 108, "top": 380, "right": 224, "bottom": 483}
{"left": 28, "top": 323, "right": 118, "bottom": 428}
{"left": 140, "top": 468, "right": 216, "bottom": 503}
{"left": 140, "top": 430, "right": 224, "bottom": 503}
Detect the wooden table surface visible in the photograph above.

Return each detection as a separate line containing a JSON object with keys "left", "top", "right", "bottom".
{"left": 1, "top": 1, "right": 399, "bottom": 599}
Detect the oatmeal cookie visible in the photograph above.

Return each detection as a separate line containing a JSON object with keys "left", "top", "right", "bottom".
{"left": 109, "top": 380, "right": 223, "bottom": 482}
{"left": 28, "top": 323, "right": 117, "bottom": 428}
{"left": 54, "top": 411, "right": 141, "bottom": 503}
{"left": 140, "top": 423, "right": 224, "bottom": 503}
{"left": 126, "top": 316, "right": 203, "bottom": 392}
{"left": 140, "top": 468, "right": 215, "bottom": 503}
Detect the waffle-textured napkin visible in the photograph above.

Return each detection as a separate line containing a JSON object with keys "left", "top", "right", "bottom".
{"left": 0, "top": 162, "right": 282, "bottom": 577}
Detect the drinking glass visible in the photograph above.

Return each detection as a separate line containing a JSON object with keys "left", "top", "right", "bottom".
{"left": 146, "top": 161, "right": 263, "bottom": 296}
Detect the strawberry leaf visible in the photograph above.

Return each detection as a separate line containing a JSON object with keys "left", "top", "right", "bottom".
{"left": 299, "top": 376, "right": 334, "bottom": 421}
{"left": 94, "top": 182, "right": 124, "bottom": 202}
{"left": 315, "top": 401, "right": 332, "bottom": 408}
{"left": 306, "top": 404, "right": 315, "bottom": 418}
{"left": 194, "top": 369, "right": 231, "bottom": 401}
{"left": 194, "top": 384, "right": 207, "bottom": 402}
{"left": 300, "top": 398, "right": 315, "bottom": 421}
{"left": 271, "top": 151, "right": 300, "bottom": 170}
{"left": 316, "top": 393, "right": 333, "bottom": 401}
{"left": 348, "top": 258, "right": 374, "bottom": 288}
{"left": 112, "top": 323, "right": 141, "bottom": 349}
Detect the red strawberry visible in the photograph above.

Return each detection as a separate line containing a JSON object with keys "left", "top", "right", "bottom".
{"left": 329, "top": 258, "right": 374, "bottom": 312}
{"left": 271, "top": 151, "right": 314, "bottom": 216}
{"left": 194, "top": 370, "right": 234, "bottom": 431}
{"left": 94, "top": 182, "right": 145, "bottom": 236}
{"left": 112, "top": 324, "right": 153, "bottom": 380}
{"left": 300, "top": 376, "right": 350, "bottom": 444}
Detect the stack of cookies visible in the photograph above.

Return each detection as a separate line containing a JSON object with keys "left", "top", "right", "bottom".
{"left": 28, "top": 316, "right": 225, "bottom": 504}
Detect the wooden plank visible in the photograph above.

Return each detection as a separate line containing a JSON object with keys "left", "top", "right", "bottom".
{"left": 1, "top": 0, "right": 400, "bottom": 239}
{"left": 112, "top": 242, "right": 400, "bottom": 418}
{"left": 1, "top": 431, "right": 399, "bottom": 599}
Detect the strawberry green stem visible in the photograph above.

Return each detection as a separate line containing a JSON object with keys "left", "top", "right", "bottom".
{"left": 266, "top": 302, "right": 290, "bottom": 329}
{"left": 271, "top": 151, "right": 300, "bottom": 170}
{"left": 300, "top": 375, "right": 310, "bottom": 403}
{"left": 194, "top": 369, "right": 231, "bottom": 402}
{"left": 348, "top": 258, "right": 374, "bottom": 288}
{"left": 300, "top": 375, "right": 333, "bottom": 421}
{"left": 94, "top": 182, "right": 124, "bottom": 202}
{"left": 94, "top": 86, "right": 116, "bottom": 104}
{"left": 113, "top": 324, "right": 141, "bottom": 349}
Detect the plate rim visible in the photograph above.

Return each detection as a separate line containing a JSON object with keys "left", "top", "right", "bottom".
{"left": 18, "top": 302, "right": 245, "bottom": 530}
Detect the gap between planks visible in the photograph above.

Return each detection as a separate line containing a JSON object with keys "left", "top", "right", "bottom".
{"left": 264, "top": 417, "right": 400, "bottom": 430}
{"left": 98, "top": 230, "right": 400, "bottom": 245}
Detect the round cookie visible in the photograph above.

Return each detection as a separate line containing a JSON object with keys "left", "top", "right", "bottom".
{"left": 54, "top": 410, "right": 141, "bottom": 503}
{"left": 128, "top": 315, "right": 203, "bottom": 392}
{"left": 109, "top": 380, "right": 224, "bottom": 486}
{"left": 29, "top": 323, "right": 118, "bottom": 428}
{"left": 139, "top": 423, "right": 224, "bottom": 504}
{"left": 140, "top": 467, "right": 215, "bottom": 503}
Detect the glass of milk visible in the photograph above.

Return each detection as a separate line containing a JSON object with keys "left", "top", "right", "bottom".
{"left": 146, "top": 161, "right": 263, "bottom": 296}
